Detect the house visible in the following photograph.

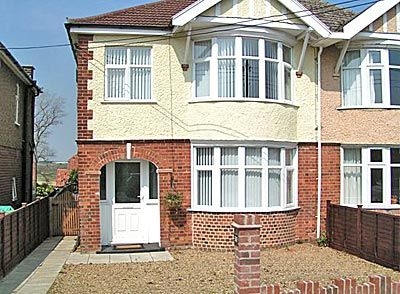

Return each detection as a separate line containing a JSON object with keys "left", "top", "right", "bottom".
{"left": 0, "top": 42, "right": 40, "bottom": 206}
{"left": 65, "top": 0, "right": 400, "bottom": 253}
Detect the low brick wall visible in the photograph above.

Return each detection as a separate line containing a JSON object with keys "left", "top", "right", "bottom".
{"left": 192, "top": 210, "right": 298, "bottom": 251}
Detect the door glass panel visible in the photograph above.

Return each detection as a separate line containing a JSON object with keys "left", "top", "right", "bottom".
{"left": 371, "top": 168, "right": 383, "bottom": 203}
{"left": 100, "top": 166, "right": 106, "bottom": 201}
{"left": 391, "top": 167, "right": 400, "bottom": 205}
{"left": 115, "top": 163, "right": 141, "bottom": 203}
{"left": 149, "top": 162, "right": 158, "bottom": 200}
{"left": 370, "top": 149, "right": 382, "bottom": 162}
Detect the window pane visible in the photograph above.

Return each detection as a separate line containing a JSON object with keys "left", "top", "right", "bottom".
{"left": 115, "top": 163, "right": 141, "bottom": 203}
{"left": 370, "top": 149, "right": 382, "bottom": 162}
{"left": 391, "top": 167, "right": 400, "bottom": 205}
{"left": 268, "top": 168, "right": 281, "bottom": 206}
{"left": 342, "top": 68, "right": 361, "bottom": 106}
{"left": 100, "top": 166, "right": 106, "bottom": 201}
{"left": 218, "top": 38, "right": 235, "bottom": 56}
{"left": 149, "top": 162, "right": 158, "bottom": 199}
{"left": 218, "top": 59, "right": 235, "bottom": 97}
{"left": 221, "top": 147, "right": 238, "bottom": 165}
{"left": 390, "top": 69, "right": 400, "bottom": 105}
{"left": 283, "top": 46, "right": 291, "bottom": 64}
{"left": 107, "top": 69, "right": 125, "bottom": 98}
{"left": 369, "top": 51, "right": 381, "bottom": 64}
{"left": 265, "top": 41, "right": 277, "bottom": 59}
{"left": 221, "top": 169, "right": 238, "bottom": 207}
{"left": 265, "top": 61, "right": 278, "bottom": 99}
{"left": 242, "top": 38, "right": 258, "bottom": 56}
{"left": 198, "top": 170, "right": 212, "bottom": 205}
{"left": 195, "top": 62, "right": 210, "bottom": 97}
{"left": 243, "top": 59, "right": 259, "bottom": 98}
{"left": 390, "top": 148, "right": 400, "bottom": 164}
{"left": 106, "top": 48, "right": 127, "bottom": 65}
{"left": 369, "top": 69, "right": 382, "bottom": 103}
{"left": 196, "top": 147, "right": 214, "bottom": 165}
{"left": 344, "top": 148, "right": 361, "bottom": 164}
{"left": 286, "top": 170, "right": 294, "bottom": 204}
{"left": 343, "top": 51, "right": 361, "bottom": 67}
{"left": 131, "top": 48, "right": 151, "bottom": 65}
{"left": 245, "top": 169, "right": 262, "bottom": 207}
{"left": 131, "top": 68, "right": 151, "bottom": 100}
{"left": 194, "top": 40, "right": 211, "bottom": 58}
{"left": 343, "top": 166, "right": 362, "bottom": 205}
{"left": 371, "top": 168, "right": 383, "bottom": 203}
{"left": 268, "top": 148, "right": 281, "bottom": 165}
{"left": 285, "top": 149, "right": 295, "bottom": 166}
{"left": 389, "top": 49, "right": 400, "bottom": 66}
{"left": 284, "top": 66, "right": 291, "bottom": 101}
{"left": 246, "top": 148, "right": 262, "bottom": 165}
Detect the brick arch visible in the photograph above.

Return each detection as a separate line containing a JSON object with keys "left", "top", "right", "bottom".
{"left": 90, "top": 146, "right": 169, "bottom": 171}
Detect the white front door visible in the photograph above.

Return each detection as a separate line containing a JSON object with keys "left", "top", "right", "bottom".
{"left": 100, "top": 160, "right": 160, "bottom": 245}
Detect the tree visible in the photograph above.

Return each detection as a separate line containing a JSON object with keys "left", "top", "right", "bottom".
{"left": 34, "top": 92, "right": 65, "bottom": 162}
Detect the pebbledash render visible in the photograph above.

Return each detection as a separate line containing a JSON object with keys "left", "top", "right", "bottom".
{"left": 65, "top": 0, "right": 400, "bottom": 252}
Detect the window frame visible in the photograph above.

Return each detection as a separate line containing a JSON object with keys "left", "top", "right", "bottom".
{"left": 15, "top": 83, "right": 20, "bottom": 126}
{"left": 191, "top": 144, "right": 298, "bottom": 212}
{"left": 341, "top": 48, "right": 400, "bottom": 108}
{"left": 341, "top": 146, "right": 400, "bottom": 208}
{"left": 104, "top": 46, "right": 154, "bottom": 102}
{"left": 12, "top": 177, "right": 17, "bottom": 202}
{"left": 192, "top": 36, "right": 293, "bottom": 103}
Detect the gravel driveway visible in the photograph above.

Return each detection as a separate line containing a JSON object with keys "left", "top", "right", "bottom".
{"left": 49, "top": 244, "right": 400, "bottom": 294}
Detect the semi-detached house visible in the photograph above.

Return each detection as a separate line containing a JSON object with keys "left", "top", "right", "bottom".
{"left": 65, "top": 0, "right": 400, "bottom": 253}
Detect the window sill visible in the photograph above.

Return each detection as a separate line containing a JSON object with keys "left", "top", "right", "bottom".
{"left": 101, "top": 99, "right": 157, "bottom": 104}
{"left": 14, "top": 122, "right": 20, "bottom": 127}
{"left": 187, "top": 205, "right": 299, "bottom": 213}
{"left": 189, "top": 98, "right": 299, "bottom": 107}
{"left": 341, "top": 203, "right": 400, "bottom": 209}
{"left": 337, "top": 105, "right": 400, "bottom": 110}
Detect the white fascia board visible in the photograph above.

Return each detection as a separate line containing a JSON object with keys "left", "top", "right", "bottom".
{"left": 69, "top": 27, "right": 172, "bottom": 36}
{"left": 279, "top": 0, "right": 331, "bottom": 38}
{"left": 341, "top": 0, "right": 399, "bottom": 39}
{"left": 195, "top": 16, "right": 308, "bottom": 31}
{"left": 0, "top": 51, "right": 34, "bottom": 86}
{"left": 172, "top": 0, "right": 220, "bottom": 26}
{"left": 353, "top": 31, "right": 400, "bottom": 42}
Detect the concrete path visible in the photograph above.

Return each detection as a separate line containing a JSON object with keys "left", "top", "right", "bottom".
{"left": 0, "top": 236, "right": 173, "bottom": 294}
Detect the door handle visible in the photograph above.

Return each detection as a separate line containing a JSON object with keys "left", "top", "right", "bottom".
{"left": 137, "top": 195, "right": 144, "bottom": 200}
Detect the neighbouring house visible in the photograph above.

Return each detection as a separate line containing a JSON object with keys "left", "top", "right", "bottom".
{"left": 65, "top": 0, "right": 400, "bottom": 253}
{"left": 55, "top": 155, "right": 78, "bottom": 187}
{"left": 0, "top": 42, "right": 40, "bottom": 206}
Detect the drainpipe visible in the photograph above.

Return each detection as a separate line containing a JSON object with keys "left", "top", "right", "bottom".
{"left": 316, "top": 46, "right": 323, "bottom": 239}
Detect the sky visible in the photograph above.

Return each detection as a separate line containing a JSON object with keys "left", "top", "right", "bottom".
{"left": 0, "top": 0, "right": 372, "bottom": 162}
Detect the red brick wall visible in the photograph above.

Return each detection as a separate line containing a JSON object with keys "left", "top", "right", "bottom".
{"left": 192, "top": 210, "right": 298, "bottom": 251}
{"left": 77, "top": 140, "right": 192, "bottom": 252}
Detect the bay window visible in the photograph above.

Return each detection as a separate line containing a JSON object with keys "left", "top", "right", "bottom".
{"left": 105, "top": 47, "right": 152, "bottom": 101}
{"left": 342, "top": 147, "right": 400, "bottom": 206}
{"left": 193, "top": 145, "right": 297, "bottom": 211}
{"left": 341, "top": 49, "right": 400, "bottom": 107}
{"left": 193, "top": 37, "right": 292, "bottom": 101}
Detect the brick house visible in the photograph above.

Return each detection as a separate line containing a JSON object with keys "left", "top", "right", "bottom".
{"left": 65, "top": 0, "right": 400, "bottom": 252}
{"left": 0, "top": 42, "right": 40, "bottom": 206}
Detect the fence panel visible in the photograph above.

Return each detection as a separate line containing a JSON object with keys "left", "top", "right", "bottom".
{"left": 327, "top": 202, "right": 400, "bottom": 270}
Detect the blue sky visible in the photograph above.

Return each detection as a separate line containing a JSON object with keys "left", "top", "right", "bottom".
{"left": 0, "top": 0, "right": 371, "bottom": 161}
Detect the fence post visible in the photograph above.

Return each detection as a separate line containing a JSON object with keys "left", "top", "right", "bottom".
{"left": 232, "top": 214, "right": 262, "bottom": 294}
{"left": 357, "top": 205, "right": 362, "bottom": 254}
{"left": 326, "top": 200, "right": 331, "bottom": 244}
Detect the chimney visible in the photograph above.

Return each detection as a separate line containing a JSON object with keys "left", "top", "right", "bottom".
{"left": 22, "top": 66, "right": 35, "bottom": 79}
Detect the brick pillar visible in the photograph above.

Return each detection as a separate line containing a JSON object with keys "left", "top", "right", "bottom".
{"left": 232, "top": 214, "right": 262, "bottom": 294}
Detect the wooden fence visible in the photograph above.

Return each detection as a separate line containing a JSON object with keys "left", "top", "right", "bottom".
{"left": 0, "top": 197, "right": 49, "bottom": 278}
{"left": 49, "top": 185, "right": 79, "bottom": 236}
{"left": 327, "top": 201, "right": 400, "bottom": 270}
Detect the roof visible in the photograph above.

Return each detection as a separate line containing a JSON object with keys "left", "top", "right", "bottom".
{"left": 0, "top": 42, "right": 41, "bottom": 93}
{"left": 67, "top": 0, "right": 355, "bottom": 32}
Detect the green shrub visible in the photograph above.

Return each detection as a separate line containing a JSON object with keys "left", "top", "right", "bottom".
{"left": 317, "top": 232, "right": 328, "bottom": 247}
{"left": 36, "top": 182, "right": 54, "bottom": 197}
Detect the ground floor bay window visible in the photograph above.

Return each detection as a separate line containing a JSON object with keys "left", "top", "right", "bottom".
{"left": 192, "top": 145, "right": 297, "bottom": 211}
{"left": 342, "top": 147, "right": 400, "bottom": 207}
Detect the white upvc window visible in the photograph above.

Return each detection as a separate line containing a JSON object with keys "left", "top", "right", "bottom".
{"left": 12, "top": 177, "right": 17, "bottom": 201}
{"left": 105, "top": 47, "right": 152, "bottom": 101}
{"left": 15, "top": 83, "right": 20, "bottom": 126}
{"left": 192, "top": 145, "right": 297, "bottom": 211}
{"left": 341, "top": 147, "right": 400, "bottom": 207}
{"left": 341, "top": 49, "right": 400, "bottom": 107}
{"left": 193, "top": 37, "right": 292, "bottom": 102}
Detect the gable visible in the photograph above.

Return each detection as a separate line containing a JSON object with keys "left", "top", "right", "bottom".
{"left": 361, "top": 4, "right": 400, "bottom": 34}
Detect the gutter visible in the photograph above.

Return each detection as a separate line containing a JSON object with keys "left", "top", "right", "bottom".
{"left": 316, "top": 46, "right": 323, "bottom": 239}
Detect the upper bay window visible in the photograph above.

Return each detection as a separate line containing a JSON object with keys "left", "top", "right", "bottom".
{"left": 192, "top": 145, "right": 297, "bottom": 212}
{"left": 193, "top": 37, "right": 292, "bottom": 101}
{"left": 105, "top": 47, "right": 152, "bottom": 101}
{"left": 342, "top": 49, "right": 400, "bottom": 107}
